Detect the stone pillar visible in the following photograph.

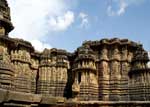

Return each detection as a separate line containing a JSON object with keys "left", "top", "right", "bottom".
{"left": 30, "top": 56, "right": 39, "bottom": 94}
{"left": 97, "top": 46, "right": 110, "bottom": 101}
{"left": 109, "top": 45, "right": 121, "bottom": 101}
{"left": 38, "top": 49, "right": 69, "bottom": 98}
{"left": 120, "top": 46, "right": 129, "bottom": 100}
{"left": 11, "top": 48, "right": 32, "bottom": 93}
{"left": 0, "top": 43, "right": 14, "bottom": 90}
{"left": 54, "top": 55, "right": 69, "bottom": 97}
{"left": 38, "top": 65, "right": 50, "bottom": 95}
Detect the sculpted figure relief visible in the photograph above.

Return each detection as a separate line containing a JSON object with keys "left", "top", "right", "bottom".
{"left": 121, "top": 62, "right": 129, "bottom": 75}
{"left": 128, "top": 52, "right": 133, "bottom": 62}
{"left": 113, "top": 47, "right": 120, "bottom": 60}
{"left": 90, "top": 73, "right": 97, "bottom": 84}
{"left": 122, "top": 47, "right": 128, "bottom": 60}
{"left": 102, "top": 61, "right": 109, "bottom": 79}
{"left": 111, "top": 61, "right": 120, "bottom": 76}
{"left": 101, "top": 47, "right": 108, "bottom": 60}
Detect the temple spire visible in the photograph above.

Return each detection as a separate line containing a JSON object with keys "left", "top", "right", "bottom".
{"left": 0, "top": 0, "right": 13, "bottom": 36}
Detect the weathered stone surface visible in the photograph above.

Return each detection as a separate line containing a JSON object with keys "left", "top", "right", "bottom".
{"left": 0, "top": 0, "right": 14, "bottom": 34}
{"left": 0, "top": 89, "right": 7, "bottom": 103}
{"left": 1, "top": 0, "right": 150, "bottom": 106}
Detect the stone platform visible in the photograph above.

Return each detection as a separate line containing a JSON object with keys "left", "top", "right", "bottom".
{"left": 1, "top": 89, "right": 150, "bottom": 107}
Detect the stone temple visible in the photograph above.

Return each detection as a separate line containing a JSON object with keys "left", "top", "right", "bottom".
{"left": 0, "top": 0, "right": 150, "bottom": 107}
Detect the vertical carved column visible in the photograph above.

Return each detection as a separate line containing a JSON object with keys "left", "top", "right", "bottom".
{"left": 38, "top": 55, "right": 50, "bottom": 95}
{"left": 98, "top": 45, "right": 110, "bottom": 101}
{"left": 120, "top": 46, "right": 129, "bottom": 100}
{"left": 54, "top": 53, "right": 69, "bottom": 97}
{"left": 11, "top": 47, "right": 32, "bottom": 93}
{"left": 38, "top": 49, "right": 69, "bottom": 98}
{"left": 0, "top": 43, "right": 14, "bottom": 90}
{"left": 30, "top": 53, "right": 39, "bottom": 94}
{"left": 109, "top": 45, "right": 121, "bottom": 101}
{"left": 49, "top": 66, "right": 56, "bottom": 96}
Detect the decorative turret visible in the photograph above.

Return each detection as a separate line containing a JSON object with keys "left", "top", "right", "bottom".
{"left": 128, "top": 46, "right": 150, "bottom": 101}
{"left": 82, "top": 38, "right": 143, "bottom": 101}
{"left": 72, "top": 45, "right": 98, "bottom": 101}
{"left": 131, "top": 46, "right": 149, "bottom": 70}
{"left": 0, "top": 0, "right": 13, "bottom": 35}
{"left": 38, "top": 48, "right": 69, "bottom": 98}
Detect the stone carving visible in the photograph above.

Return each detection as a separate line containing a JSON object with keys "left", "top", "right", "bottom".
{"left": 112, "top": 46, "right": 120, "bottom": 61}
{"left": 72, "top": 45, "right": 98, "bottom": 101}
{"left": 0, "top": 0, "right": 150, "bottom": 106}
{"left": 102, "top": 61, "right": 109, "bottom": 77}
{"left": 100, "top": 47, "right": 108, "bottom": 60}
{"left": 37, "top": 49, "right": 69, "bottom": 97}
{"left": 121, "top": 47, "right": 128, "bottom": 61}
{"left": 90, "top": 73, "right": 98, "bottom": 84}
{"left": 0, "top": 26, "right": 5, "bottom": 35}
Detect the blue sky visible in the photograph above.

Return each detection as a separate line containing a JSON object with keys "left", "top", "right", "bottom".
{"left": 7, "top": 0, "right": 150, "bottom": 52}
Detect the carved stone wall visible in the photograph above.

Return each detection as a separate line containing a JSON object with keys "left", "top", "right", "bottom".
{"left": 11, "top": 46, "right": 32, "bottom": 93}
{"left": 0, "top": 35, "right": 149, "bottom": 104}
{"left": 37, "top": 49, "right": 69, "bottom": 97}
{"left": 82, "top": 38, "right": 147, "bottom": 101}
{"left": 30, "top": 53, "right": 39, "bottom": 94}
{"left": 129, "top": 46, "right": 150, "bottom": 101}
{"left": 97, "top": 45, "right": 110, "bottom": 101}
{"left": 1, "top": 0, "right": 150, "bottom": 106}
{"left": 0, "top": 40, "right": 14, "bottom": 90}
{"left": 72, "top": 45, "right": 99, "bottom": 101}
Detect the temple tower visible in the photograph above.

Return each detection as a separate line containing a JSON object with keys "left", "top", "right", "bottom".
{"left": 0, "top": 0, "right": 14, "bottom": 90}
{"left": 38, "top": 49, "right": 55, "bottom": 96}
{"left": 0, "top": 0, "right": 13, "bottom": 36}
{"left": 38, "top": 49, "right": 69, "bottom": 97}
{"left": 82, "top": 38, "right": 141, "bottom": 101}
{"left": 129, "top": 46, "right": 150, "bottom": 100}
{"left": 72, "top": 45, "right": 98, "bottom": 101}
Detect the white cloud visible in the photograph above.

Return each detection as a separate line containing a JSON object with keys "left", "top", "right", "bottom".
{"left": 49, "top": 11, "right": 74, "bottom": 31}
{"left": 31, "top": 40, "right": 52, "bottom": 52}
{"left": 7, "top": 0, "right": 74, "bottom": 51}
{"left": 117, "top": 0, "right": 128, "bottom": 15}
{"left": 79, "top": 12, "right": 89, "bottom": 28}
{"left": 107, "top": 0, "right": 146, "bottom": 16}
